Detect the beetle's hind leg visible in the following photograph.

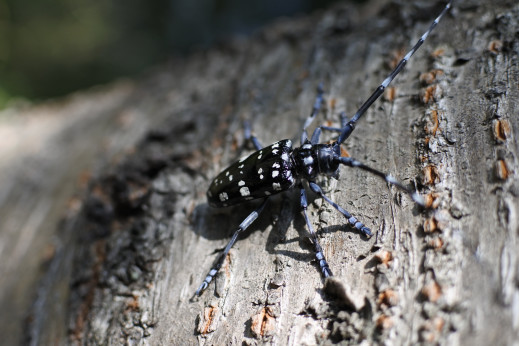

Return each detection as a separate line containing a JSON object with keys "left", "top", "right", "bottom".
{"left": 196, "top": 199, "right": 268, "bottom": 296}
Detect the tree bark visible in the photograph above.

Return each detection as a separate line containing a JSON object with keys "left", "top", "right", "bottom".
{"left": 1, "top": 0, "right": 517, "bottom": 344}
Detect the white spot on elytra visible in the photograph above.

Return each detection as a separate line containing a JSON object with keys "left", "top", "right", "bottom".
{"left": 258, "top": 168, "right": 263, "bottom": 174}
{"left": 272, "top": 163, "right": 280, "bottom": 169}
{"left": 273, "top": 183, "right": 281, "bottom": 191}
{"left": 219, "top": 192, "right": 229, "bottom": 201}
{"left": 272, "top": 170, "right": 279, "bottom": 178}
{"left": 238, "top": 164, "right": 244, "bottom": 169}
{"left": 272, "top": 142, "right": 279, "bottom": 148}
{"left": 225, "top": 171, "right": 229, "bottom": 176}
{"left": 281, "top": 153, "right": 289, "bottom": 161}
{"left": 240, "top": 186, "right": 250, "bottom": 196}
{"left": 228, "top": 175, "right": 233, "bottom": 181}
{"left": 260, "top": 174, "right": 264, "bottom": 179}
{"left": 238, "top": 180, "right": 245, "bottom": 186}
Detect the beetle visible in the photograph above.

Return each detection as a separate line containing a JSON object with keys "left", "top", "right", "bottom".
{"left": 196, "top": 1, "right": 452, "bottom": 296}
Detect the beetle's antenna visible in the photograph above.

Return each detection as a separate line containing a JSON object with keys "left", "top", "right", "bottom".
{"left": 336, "top": 1, "right": 452, "bottom": 145}
{"left": 335, "top": 156, "right": 425, "bottom": 206}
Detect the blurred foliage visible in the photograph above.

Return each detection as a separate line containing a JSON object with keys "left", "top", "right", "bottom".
{"left": 0, "top": 0, "right": 345, "bottom": 108}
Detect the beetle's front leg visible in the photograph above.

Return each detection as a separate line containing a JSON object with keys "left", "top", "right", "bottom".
{"left": 299, "top": 185, "right": 333, "bottom": 278}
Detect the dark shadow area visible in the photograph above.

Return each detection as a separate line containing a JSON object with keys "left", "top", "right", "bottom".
{"left": 191, "top": 198, "right": 271, "bottom": 241}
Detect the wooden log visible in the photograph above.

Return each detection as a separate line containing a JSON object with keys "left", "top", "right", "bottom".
{"left": 0, "top": 0, "right": 517, "bottom": 344}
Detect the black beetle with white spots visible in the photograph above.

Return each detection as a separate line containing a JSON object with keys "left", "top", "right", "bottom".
{"left": 196, "top": 1, "right": 452, "bottom": 296}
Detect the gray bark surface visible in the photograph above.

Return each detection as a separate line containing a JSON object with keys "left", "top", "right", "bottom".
{"left": 0, "top": 0, "right": 517, "bottom": 345}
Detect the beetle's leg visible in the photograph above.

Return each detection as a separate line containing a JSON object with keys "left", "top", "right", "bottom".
{"left": 196, "top": 199, "right": 268, "bottom": 296}
{"left": 300, "top": 185, "right": 333, "bottom": 278}
{"left": 244, "top": 120, "right": 263, "bottom": 150}
{"left": 308, "top": 181, "right": 372, "bottom": 237}
{"left": 301, "top": 84, "right": 325, "bottom": 145}
{"left": 309, "top": 126, "right": 322, "bottom": 145}
{"left": 340, "top": 111, "right": 349, "bottom": 128}
{"left": 334, "top": 156, "right": 425, "bottom": 206}
{"left": 319, "top": 112, "right": 350, "bottom": 133}
{"left": 311, "top": 112, "right": 350, "bottom": 144}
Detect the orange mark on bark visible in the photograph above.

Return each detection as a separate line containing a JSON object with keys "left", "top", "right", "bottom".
{"left": 424, "top": 193, "right": 439, "bottom": 209}
{"left": 376, "top": 314, "right": 394, "bottom": 330}
{"left": 421, "top": 281, "right": 442, "bottom": 302}
{"left": 425, "top": 110, "right": 440, "bottom": 136}
{"left": 493, "top": 119, "right": 511, "bottom": 143}
{"left": 378, "top": 289, "right": 398, "bottom": 307}
{"left": 250, "top": 307, "right": 276, "bottom": 337}
{"left": 427, "top": 237, "right": 444, "bottom": 250}
{"left": 374, "top": 250, "right": 393, "bottom": 266}
{"left": 488, "top": 40, "right": 503, "bottom": 54}
{"left": 423, "top": 217, "right": 439, "bottom": 233}
{"left": 384, "top": 87, "right": 396, "bottom": 102}
{"left": 431, "top": 48, "right": 445, "bottom": 58}
{"left": 423, "top": 165, "right": 439, "bottom": 185}
{"left": 199, "top": 305, "right": 218, "bottom": 335}
{"left": 496, "top": 159, "right": 509, "bottom": 180}
{"left": 419, "top": 69, "right": 444, "bottom": 85}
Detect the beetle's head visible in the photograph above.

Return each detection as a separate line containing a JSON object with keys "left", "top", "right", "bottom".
{"left": 316, "top": 143, "right": 341, "bottom": 178}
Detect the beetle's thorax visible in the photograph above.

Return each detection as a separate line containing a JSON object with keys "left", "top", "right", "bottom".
{"left": 292, "top": 142, "right": 341, "bottom": 180}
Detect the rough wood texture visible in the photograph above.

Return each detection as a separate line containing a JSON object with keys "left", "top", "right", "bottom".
{"left": 1, "top": 0, "right": 517, "bottom": 344}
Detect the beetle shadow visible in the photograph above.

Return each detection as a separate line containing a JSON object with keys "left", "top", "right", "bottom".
{"left": 191, "top": 200, "right": 272, "bottom": 242}
{"left": 264, "top": 190, "right": 371, "bottom": 271}
{"left": 191, "top": 187, "right": 370, "bottom": 274}
{"left": 263, "top": 192, "right": 307, "bottom": 262}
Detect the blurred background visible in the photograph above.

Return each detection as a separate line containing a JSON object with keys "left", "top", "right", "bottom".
{"left": 0, "top": 0, "right": 359, "bottom": 109}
